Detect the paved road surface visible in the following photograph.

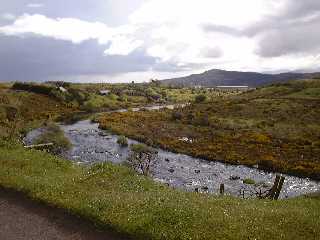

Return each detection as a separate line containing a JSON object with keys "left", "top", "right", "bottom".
{"left": 0, "top": 188, "right": 129, "bottom": 240}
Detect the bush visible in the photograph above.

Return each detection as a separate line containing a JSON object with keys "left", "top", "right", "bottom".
{"left": 127, "top": 144, "right": 157, "bottom": 176}
{"left": 195, "top": 94, "right": 207, "bottom": 103}
{"left": 171, "top": 111, "right": 183, "bottom": 121}
{"left": 12, "top": 82, "right": 54, "bottom": 96}
{"left": 35, "top": 123, "right": 71, "bottom": 154}
{"left": 117, "top": 135, "right": 128, "bottom": 147}
{"left": 243, "top": 178, "right": 256, "bottom": 185}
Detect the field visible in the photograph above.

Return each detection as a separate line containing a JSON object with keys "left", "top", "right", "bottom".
{"left": 98, "top": 79, "right": 320, "bottom": 179}
{"left": 0, "top": 80, "right": 319, "bottom": 239}
{"left": 0, "top": 84, "right": 76, "bottom": 140}
{"left": 0, "top": 145, "right": 319, "bottom": 240}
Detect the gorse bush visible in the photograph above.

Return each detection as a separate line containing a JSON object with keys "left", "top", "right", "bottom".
{"left": 12, "top": 82, "right": 55, "bottom": 96}
{"left": 117, "top": 135, "right": 128, "bottom": 147}
{"left": 195, "top": 94, "right": 207, "bottom": 103}
{"left": 171, "top": 111, "right": 183, "bottom": 121}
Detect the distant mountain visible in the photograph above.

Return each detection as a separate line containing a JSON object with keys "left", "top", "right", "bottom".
{"left": 161, "top": 69, "right": 320, "bottom": 87}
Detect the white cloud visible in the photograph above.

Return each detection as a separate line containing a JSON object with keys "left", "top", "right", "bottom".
{"left": 0, "top": 14, "right": 141, "bottom": 56}
{"left": 104, "top": 37, "right": 143, "bottom": 55}
{"left": 0, "top": 14, "right": 112, "bottom": 44}
{"left": 123, "top": 0, "right": 271, "bottom": 70}
{"left": 124, "top": 0, "right": 320, "bottom": 73}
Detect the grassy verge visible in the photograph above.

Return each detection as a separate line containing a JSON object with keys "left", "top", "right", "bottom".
{"left": 0, "top": 145, "right": 319, "bottom": 240}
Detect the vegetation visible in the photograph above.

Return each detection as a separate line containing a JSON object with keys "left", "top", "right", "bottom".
{"left": 98, "top": 79, "right": 320, "bottom": 180}
{"left": 0, "top": 145, "right": 319, "bottom": 240}
{"left": 0, "top": 85, "right": 75, "bottom": 141}
{"left": 117, "top": 135, "right": 128, "bottom": 147}
{"left": 9, "top": 81, "right": 229, "bottom": 114}
{"left": 195, "top": 94, "right": 207, "bottom": 103}
{"left": 127, "top": 144, "right": 157, "bottom": 176}
{"left": 243, "top": 179, "right": 256, "bottom": 185}
{"left": 0, "top": 81, "right": 320, "bottom": 240}
{"left": 34, "top": 123, "right": 72, "bottom": 154}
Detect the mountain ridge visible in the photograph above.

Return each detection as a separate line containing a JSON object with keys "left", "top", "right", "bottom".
{"left": 160, "top": 69, "right": 320, "bottom": 87}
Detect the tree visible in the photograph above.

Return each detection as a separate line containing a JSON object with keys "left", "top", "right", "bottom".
{"left": 127, "top": 144, "right": 157, "bottom": 176}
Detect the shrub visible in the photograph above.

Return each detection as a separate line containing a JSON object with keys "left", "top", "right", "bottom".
{"left": 127, "top": 144, "right": 157, "bottom": 176}
{"left": 171, "top": 111, "right": 183, "bottom": 121}
{"left": 35, "top": 123, "right": 71, "bottom": 154}
{"left": 243, "top": 178, "right": 256, "bottom": 185}
{"left": 195, "top": 94, "right": 207, "bottom": 103}
{"left": 12, "top": 82, "right": 54, "bottom": 96}
{"left": 117, "top": 135, "right": 128, "bottom": 147}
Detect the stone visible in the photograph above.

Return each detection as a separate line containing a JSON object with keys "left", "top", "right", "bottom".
{"left": 168, "top": 168, "right": 175, "bottom": 173}
{"left": 195, "top": 169, "right": 201, "bottom": 174}
{"left": 229, "top": 175, "right": 240, "bottom": 180}
{"left": 201, "top": 186, "right": 209, "bottom": 191}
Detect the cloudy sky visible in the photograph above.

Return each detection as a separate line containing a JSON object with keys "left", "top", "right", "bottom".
{"left": 0, "top": 0, "right": 319, "bottom": 82}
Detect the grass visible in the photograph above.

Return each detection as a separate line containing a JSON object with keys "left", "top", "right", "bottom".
{"left": 243, "top": 179, "right": 256, "bottom": 185}
{"left": 0, "top": 88, "right": 76, "bottom": 139}
{"left": 98, "top": 79, "right": 320, "bottom": 180}
{"left": 0, "top": 80, "right": 319, "bottom": 239}
{"left": 34, "top": 123, "right": 72, "bottom": 154}
{"left": 0, "top": 145, "right": 319, "bottom": 240}
{"left": 117, "top": 135, "right": 128, "bottom": 147}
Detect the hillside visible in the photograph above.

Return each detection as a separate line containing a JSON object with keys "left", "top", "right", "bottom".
{"left": 161, "top": 69, "right": 320, "bottom": 87}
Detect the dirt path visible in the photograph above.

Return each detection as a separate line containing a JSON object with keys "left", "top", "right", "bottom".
{"left": 0, "top": 188, "right": 130, "bottom": 240}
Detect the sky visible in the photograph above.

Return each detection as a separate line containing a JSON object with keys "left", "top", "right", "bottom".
{"left": 0, "top": 0, "right": 320, "bottom": 82}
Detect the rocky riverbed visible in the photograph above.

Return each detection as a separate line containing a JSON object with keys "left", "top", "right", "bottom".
{"left": 25, "top": 115, "right": 320, "bottom": 199}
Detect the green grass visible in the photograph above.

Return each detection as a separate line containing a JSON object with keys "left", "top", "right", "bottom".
{"left": 0, "top": 145, "right": 319, "bottom": 240}
{"left": 243, "top": 179, "right": 256, "bottom": 185}
{"left": 34, "top": 123, "right": 72, "bottom": 154}
{"left": 117, "top": 135, "right": 128, "bottom": 147}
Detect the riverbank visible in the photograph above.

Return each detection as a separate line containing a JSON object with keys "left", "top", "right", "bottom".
{"left": 52, "top": 119, "right": 319, "bottom": 199}
{"left": 0, "top": 144, "right": 319, "bottom": 240}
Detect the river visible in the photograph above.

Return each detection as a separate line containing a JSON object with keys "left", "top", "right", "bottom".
{"left": 25, "top": 105, "right": 320, "bottom": 199}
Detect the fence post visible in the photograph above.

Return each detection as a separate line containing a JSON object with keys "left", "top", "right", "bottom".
{"left": 274, "top": 176, "right": 285, "bottom": 200}
{"left": 220, "top": 184, "right": 225, "bottom": 195}
{"left": 269, "top": 175, "right": 281, "bottom": 199}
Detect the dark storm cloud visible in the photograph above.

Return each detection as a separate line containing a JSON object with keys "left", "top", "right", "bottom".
{"left": 255, "top": 16, "right": 320, "bottom": 57}
{"left": 0, "top": 35, "right": 156, "bottom": 81}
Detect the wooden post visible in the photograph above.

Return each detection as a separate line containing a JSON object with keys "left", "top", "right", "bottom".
{"left": 269, "top": 175, "right": 281, "bottom": 199}
{"left": 220, "top": 184, "right": 225, "bottom": 195}
{"left": 24, "top": 143, "right": 54, "bottom": 150}
{"left": 274, "top": 176, "right": 285, "bottom": 200}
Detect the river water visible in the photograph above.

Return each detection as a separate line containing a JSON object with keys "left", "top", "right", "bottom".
{"left": 25, "top": 105, "right": 320, "bottom": 199}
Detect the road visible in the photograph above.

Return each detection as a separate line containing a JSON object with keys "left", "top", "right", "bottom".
{"left": 0, "top": 188, "right": 129, "bottom": 240}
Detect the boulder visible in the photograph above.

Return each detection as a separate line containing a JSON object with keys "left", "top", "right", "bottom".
{"left": 229, "top": 175, "right": 240, "bottom": 180}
